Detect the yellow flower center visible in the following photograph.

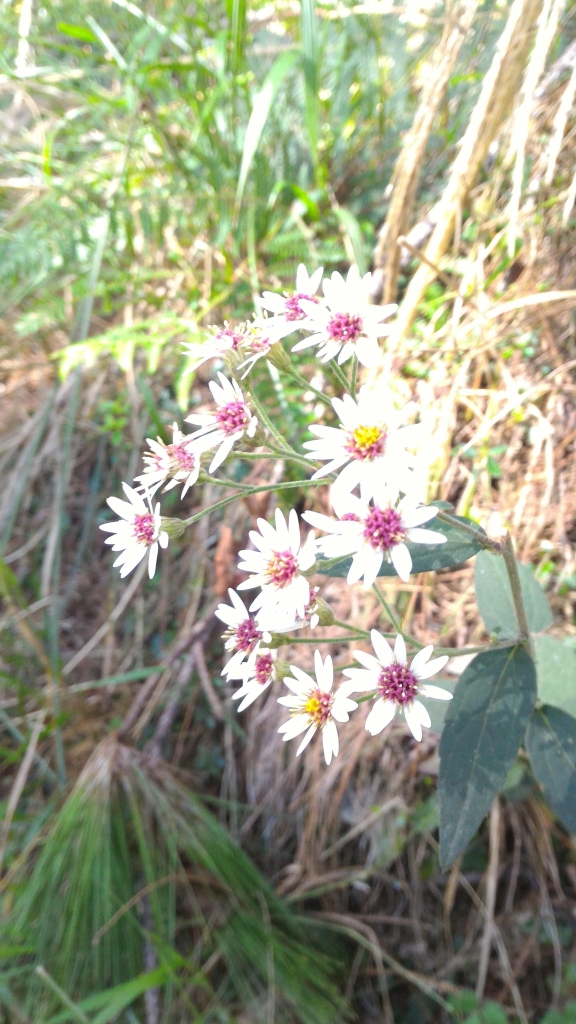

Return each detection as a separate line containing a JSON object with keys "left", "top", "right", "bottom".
{"left": 352, "top": 425, "right": 382, "bottom": 450}
{"left": 304, "top": 696, "right": 321, "bottom": 717}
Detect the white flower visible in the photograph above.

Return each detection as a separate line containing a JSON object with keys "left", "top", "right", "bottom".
{"left": 134, "top": 423, "right": 207, "bottom": 498}
{"left": 237, "top": 508, "right": 316, "bottom": 623}
{"left": 303, "top": 382, "right": 422, "bottom": 502}
{"left": 302, "top": 486, "right": 445, "bottom": 586}
{"left": 229, "top": 648, "right": 276, "bottom": 711}
{"left": 342, "top": 630, "right": 451, "bottom": 742}
{"left": 277, "top": 651, "right": 357, "bottom": 765}
{"left": 258, "top": 264, "right": 324, "bottom": 339}
{"left": 216, "top": 589, "right": 264, "bottom": 678}
{"left": 293, "top": 265, "right": 397, "bottom": 367}
{"left": 236, "top": 323, "right": 277, "bottom": 378}
{"left": 100, "top": 483, "right": 168, "bottom": 579}
{"left": 183, "top": 322, "right": 246, "bottom": 371}
{"left": 257, "top": 586, "right": 322, "bottom": 637}
{"left": 185, "top": 372, "right": 257, "bottom": 472}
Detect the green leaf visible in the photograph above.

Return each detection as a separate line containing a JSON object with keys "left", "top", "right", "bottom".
{"left": 332, "top": 206, "right": 369, "bottom": 276}
{"left": 319, "top": 514, "right": 487, "bottom": 578}
{"left": 534, "top": 635, "right": 576, "bottom": 718}
{"left": 300, "top": 0, "right": 320, "bottom": 162}
{"left": 235, "top": 50, "right": 298, "bottom": 212}
{"left": 526, "top": 705, "right": 576, "bottom": 833}
{"left": 57, "top": 22, "right": 98, "bottom": 42}
{"left": 229, "top": 0, "right": 247, "bottom": 74}
{"left": 474, "top": 551, "right": 552, "bottom": 639}
{"left": 439, "top": 646, "right": 537, "bottom": 868}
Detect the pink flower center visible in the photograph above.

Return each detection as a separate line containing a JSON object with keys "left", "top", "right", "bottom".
{"left": 133, "top": 512, "right": 156, "bottom": 545}
{"left": 327, "top": 312, "right": 363, "bottom": 344}
{"left": 235, "top": 617, "right": 262, "bottom": 654}
{"left": 216, "top": 401, "right": 251, "bottom": 435}
{"left": 378, "top": 664, "right": 419, "bottom": 705}
{"left": 345, "top": 424, "right": 387, "bottom": 461}
{"left": 303, "top": 688, "right": 333, "bottom": 725}
{"left": 363, "top": 507, "right": 406, "bottom": 551}
{"left": 284, "top": 292, "right": 318, "bottom": 321}
{"left": 255, "top": 652, "right": 274, "bottom": 686}
{"left": 266, "top": 550, "right": 298, "bottom": 588}
{"left": 216, "top": 326, "right": 243, "bottom": 350}
{"left": 168, "top": 440, "right": 197, "bottom": 473}
{"left": 341, "top": 512, "right": 361, "bottom": 522}
{"left": 247, "top": 331, "right": 272, "bottom": 353}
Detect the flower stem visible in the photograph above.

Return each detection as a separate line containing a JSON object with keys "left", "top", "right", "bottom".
{"left": 183, "top": 478, "right": 322, "bottom": 526}
{"left": 435, "top": 510, "right": 502, "bottom": 554}
{"left": 248, "top": 380, "right": 301, "bottom": 456}
{"left": 501, "top": 531, "right": 534, "bottom": 655}
{"left": 332, "top": 618, "right": 370, "bottom": 637}
{"left": 372, "top": 582, "right": 403, "bottom": 633}
{"left": 280, "top": 366, "right": 333, "bottom": 407}
{"left": 329, "top": 358, "right": 353, "bottom": 395}
{"left": 349, "top": 354, "right": 358, "bottom": 395}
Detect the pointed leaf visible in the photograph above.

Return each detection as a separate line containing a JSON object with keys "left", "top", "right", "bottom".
{"left": 235, "top": 50, "right": 298, "bottom": 211}
{"left": 475, "top": 551, "right": 552, "bottom": 639}
{"left": 534, "top": 635, "right": 576, "bottom": 717}
{"left": 320, "top": 514, "right": 487, "bottom": 578}
{"left": 439, "top": 646, "right": 537, "bottom": 868}
{"left": 526, "top": 705, "right": 576, "bottom": 832}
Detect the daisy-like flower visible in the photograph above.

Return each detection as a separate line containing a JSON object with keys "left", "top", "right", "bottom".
{"left": 134, "top": 423, "right": 207, "bottom": 498}
{"left": 216, "top": 589, "right": 264, "bottom": 678}
{"left": 303, "top": 486, "right": 445, "bottom": 587}
{"left": 185, "top": 372, "right": 258, "bottom": 472}
{"left": 293, "top": 265, "right": 397, "bottom": 367}
{"left": 183, "top": 322, "right": 246, "bottom": 372}
{"left": 257, "top": 585, "right": 323, "bottom": 638}
{"left": 277, "top": 651, "right": 357, "bottom": 765}
{"left": 237, "top": 508, "right": 317, "bottom": 623}
{"left": 236, "top": 323, "right": 276, "bottom": 378}
{"left": 229, "top": 648, "right": 277, "bottom": 712}
{"left": 100, "top": 483, "right": 168, "bottom": 579}
{"left": 342, "top": 630, "right": 451, "bottom": 742}
{"left": 258, "top": 264, "right": 324, "bottom": 339}
{"left": 303, "top": 382, "right": 422, "bottom": 501}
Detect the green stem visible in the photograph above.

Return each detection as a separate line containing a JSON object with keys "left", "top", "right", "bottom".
{"left": 249, "top": 380, "right": 300, "bottom": 456}
{"left": 281, "top": 365, "right": 333, "bottom": 407}
{"left": 372, "top": 582, "right": 403, "bottom": 632}
{"left": 275, "top": 634, "right": 370, "bottom": 645}
{"left": 329, "top": 358, "right": 353, "bottom": 395}
{"left": 183, "top": 478, "right": 321, "bottom": 527}
{"left": 332, "top": 618, "right": 370, "bottom": 637}
{"left": 349, "top": 354, "right": 358, "bottom": 395}
{"left": 267, "top": 442, "right": 319, "bottom": 473}
{"left": 436, "top": 510, "right": 502, "bottom": 554}
{"left": 501, "top": 531, "right": 534, "bottom": 655}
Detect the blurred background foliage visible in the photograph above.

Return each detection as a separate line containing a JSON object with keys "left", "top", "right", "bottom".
{"left": 2, "top": 0, "right": 576, "bottom": 1021}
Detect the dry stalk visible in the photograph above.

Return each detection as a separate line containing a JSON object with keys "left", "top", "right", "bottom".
{"left": 392, "top": 0, "right": 545, "bottom": 345}
{"left": 374, "top": 0, "right": 478, "bottom": 304}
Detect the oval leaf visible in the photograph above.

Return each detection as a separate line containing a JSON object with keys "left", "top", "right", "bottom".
{"left": 439, "top": 645, "right": 537, "bottom": 869}
{"left": 319, "top": 514, "right": 486, "bottom": 579}
{"left": 526, "top": 705, "right": 576, "bottom": 833}
{"left": 535, "top": 635, "right": 576, "bottom": 718}
{"left": 474, "top": 550, "right": 552, "bottom": 640}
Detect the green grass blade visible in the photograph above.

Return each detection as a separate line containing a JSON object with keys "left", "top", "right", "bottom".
{"left": 300, "top": 0, "right": 320, "bottom": 166}
{"left": 235, "top": 50, "right": 298, "bottom": 214}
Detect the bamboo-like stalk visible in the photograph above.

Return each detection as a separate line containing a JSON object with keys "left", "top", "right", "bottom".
{"left": 374, "top": 0, "right": 479, "bottom": 304}
{"left": 391, "top": 0, "right": 545, "bottom": 345}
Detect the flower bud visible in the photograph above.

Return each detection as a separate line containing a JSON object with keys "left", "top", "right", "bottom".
{"left": 242, "top": 423, "right": 268, "bottom": 448}
{"left": 314, "top": 597, "right": 334, "bottom": 626}
{"left": 266, "top": 342, "right": 293, "bottom": 374}
{"left": 273, "top": 659, "right": 293, "bottom": 680}
{"left": 265, "top": 633, "right": 287, "bottom": 649}
{"left": 160, "top": 517, "right": 187, "bottom": 539}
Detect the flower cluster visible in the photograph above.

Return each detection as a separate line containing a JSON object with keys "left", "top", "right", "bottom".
{"left": 101, "top": 262, "right": 454, "bottom": 764}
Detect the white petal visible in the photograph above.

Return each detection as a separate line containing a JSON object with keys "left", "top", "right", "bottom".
{"left": 296, "top": 723, "right": 317, "bottom": 755}
{"left": 390, "top": 543, "right": 412, "bottom": 582}
{"left": 412, "top": 700, "right": 431, "bottom": 729}
{"left": 322, "top": 720, "right": 338, "bottom": 765}
{"left": 409, "top": 645, "right": 433, "bottom": 677}
{"left": 394, "top": 633, "right": 407, "bottom": 666}
{"left": 370, "top": 629, "right": 394, "bottom": 667}
{"left": 316, "top": 651, "right": 333, "bottom": 692}
{"left": 419, "top": 683, "right": 453, "bottom": 701}
{"left": 279, "top": 714, "right": 310, "bottom": 740}
{"left": 417, "top": 656, "right": 450, "bottom": 680}
{"left": 147, "top": 542, "right": 158, "bottom": 579}
{"left": 406, "top": 527, "right": 446, "bottom": 545}
{"left": 403, "top": 705, "right": 423, "bottom": 742}
{"left": 365, "top": 699, "right": 396, "bottom": 735}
